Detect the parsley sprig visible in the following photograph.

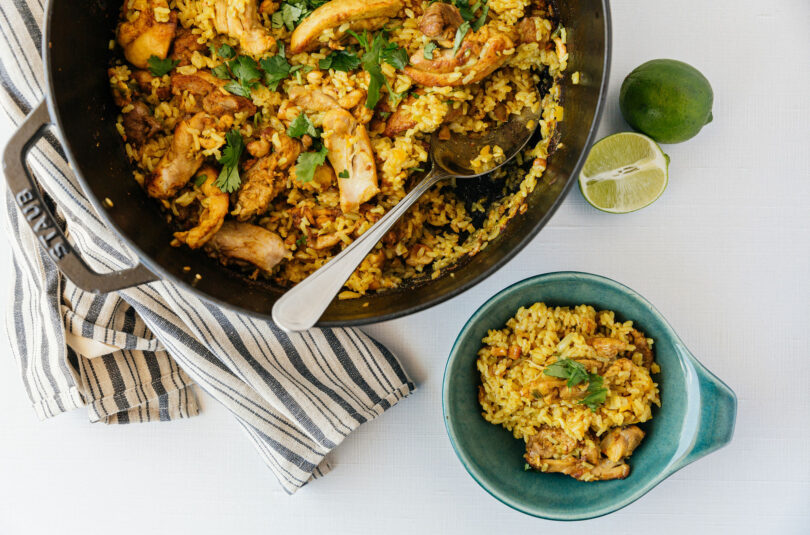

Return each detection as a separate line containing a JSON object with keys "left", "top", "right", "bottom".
{"left": 347, "top": 30, "right": 409, "bottom": 109}
{"left": 295, "top": 145, "right": 329, "bottom": 183}
{"left": 543, "top": 358, "right": 608, "bottom": 411}
{"left": 319, "top": 50, "right": 362, "bottom": 72}
{"left": 212, "top": 43, "right": 305, "bottom": 96}
{"left": 287, "top": 112, "right": 320, "bottom": 139}
{"left": 216, "top": 129, "right": 245, "bottom": 193}
{"left": 147, "top": 55, "right": 178, "bottom": 77}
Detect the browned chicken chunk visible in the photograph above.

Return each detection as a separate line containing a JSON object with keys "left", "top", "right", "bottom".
{"left": 406, "top": 28, "right": 514, "bottom": 87}
{"left": 172, "top": 166, "right": 229, "bottom": 249}
{"left": 419, "top": 2, "right": 464, "bottom": 40}
{"left": 117, "top": 0, "right": 177, "bottom": 69}
{"left": 587, "top": 336, "right": 627, "bottom": 358}
{"left": 171, "top": 27, "right": 207, "bottom": 66}
{"left": 322, "top": 108, "right": 379, "bottom": 213}
{"left": 146, "top": 112, "right": 214, "bottom": 199}
{"left": 517, "top": 16, "right": 552, "bottom": 45}
{"left": 290, "top": 0, "right": 403, "bottom": 54}
{"left": 600, "top": 426, "right": 645, "bottom": 463}
{"left": 172, "top": 71, "right": 257, "bottom": 117}
{"left": 525, "top": 426, "right": 633, "bottom": 481}
{"left": 212, "top": 0, "right": 276, "bottom": 56}
{"left": 122, "top": 101, "right": 161, "bottom": 146}
{"left": 630, "top": 329, "right": 655, "bottom": 368}
{"left": 206, "top": 221, "right": 287, "bottom": 273}
{"left": 131, "top": 69, "right": 171, "bottom": 100}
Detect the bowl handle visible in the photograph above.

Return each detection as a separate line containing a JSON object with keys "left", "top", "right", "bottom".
{"left": 2, "top": 100, "right": 157, "bottom": 293}
{"left": 674, "top": 347, "right": 738, "bottom": 470}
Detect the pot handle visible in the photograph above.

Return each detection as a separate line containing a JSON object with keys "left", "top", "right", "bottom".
{"left": 674, "top": 347, "right": 738, "bottom": 471}
{"left": 2, "top": 100, "right": 157, "bottom": 293}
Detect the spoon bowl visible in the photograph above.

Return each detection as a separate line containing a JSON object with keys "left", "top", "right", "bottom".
{"left": 272, "top": 105, "right": 544, "bottom": 332}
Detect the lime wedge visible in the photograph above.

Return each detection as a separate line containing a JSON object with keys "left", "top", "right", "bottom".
{"left": 579, "top": 132, "right": 669, "bottom": 213}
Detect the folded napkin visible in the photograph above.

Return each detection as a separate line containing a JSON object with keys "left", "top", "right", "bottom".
{"left": 0, "top": 0, "right": 414, "bottom": 493}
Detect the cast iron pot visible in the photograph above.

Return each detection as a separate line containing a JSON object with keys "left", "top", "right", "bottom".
{"left": 3, "top": 0, "right": 611, "bottom": 326}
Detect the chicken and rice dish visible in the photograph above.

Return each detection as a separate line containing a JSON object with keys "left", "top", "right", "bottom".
{"left": 109, "top": 0, "right": 567, "bottom": 296}
{"left": 477, "top": 304, "right": 661, "bottom": 481}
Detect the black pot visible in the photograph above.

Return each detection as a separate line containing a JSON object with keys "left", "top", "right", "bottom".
{"left": 3, "top": 0, "right": 611, "bottom": 326}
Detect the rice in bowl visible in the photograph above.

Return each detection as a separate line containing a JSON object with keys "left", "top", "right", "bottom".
{"left": 477, "top": 303, "right": 661, "bottom": 481}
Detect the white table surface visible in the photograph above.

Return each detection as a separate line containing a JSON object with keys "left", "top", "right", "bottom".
{"left": 1, "top": 1, "right": 809, "bottom": 533}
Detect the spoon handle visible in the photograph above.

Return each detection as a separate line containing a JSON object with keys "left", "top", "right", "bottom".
{"left": 272, "top": 167, "right": 449, "bottom": 332}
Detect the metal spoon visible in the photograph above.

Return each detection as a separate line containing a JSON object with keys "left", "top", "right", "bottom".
{"left": 272, "top": 106, "right": 542, "bottom": 331}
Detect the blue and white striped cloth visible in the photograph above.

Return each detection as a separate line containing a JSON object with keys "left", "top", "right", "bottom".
{"left": 0, "top": 0, "right": 414, "bottom": 494}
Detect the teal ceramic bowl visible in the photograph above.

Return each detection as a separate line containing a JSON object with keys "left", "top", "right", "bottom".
{"left": 442, "top": 272, "right": 737, "bottom": 520}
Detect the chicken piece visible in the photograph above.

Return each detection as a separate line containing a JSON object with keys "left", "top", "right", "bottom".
{"left": 271, "top": 130, "right": 302, "bottom": 169}
{"left": 116, "top": 0, "right": 178, "bottom": 69}
{"left": 288, "top": 86, "right": 341, "bottom": 112}
{"left": 212, "top": 0, "right": 276, "bottom": 56}
{"left": 171, "top": 71, "right": 257, "bottom": 117}
{"left": 405, "top": 29, "right": 514, "bottom": 87}
{"left": 172, "top": 167, "right": 229, "bottom": 249}
{"left": 122, "top": 101, "right": 161, "bottom": 146}
{"left": 588, "top": 459, "right": 631, "bottom": 480}
{"left": 206, "top": 221, "right": 287, "bottom": 272}
{"left": 289, "top": 0, "right": 403, "bottom": 54}
{"left": 600, "top": 426, "right": 645, "bottom": 463}
{"left": 171, "top": 27, "right": 207, "bottom": 66}
{"left": 233, "top": 154, "right": 283, "bottom": 220}
{"left": 383, "top": 97, "right": 417, "bottom": 137}
{"left": 524, "top": 427, "right": 578, "bottom": 464}
{"left": 146, "top": 112, "right": 214, "bottom": 199}
{"left": 259, "top": 0, "right": 279, "bottom": 14}
{"left": 322, "top": 108, "right": 379, "bottom": 213}
{"left": 131, "top": 69, "right": 171, "bottom": 100}
{"left": 630, "top": 329, "right": 655, "bottom": 368}
{"left": 517, "top": 16, "right": 552, "bottom": 45}
{"left": 419, "top": 2, "right": 464, "bottom": 40}
{"left": 587, "top": 336, "right": 627, "bottom": 359}
{"left": 247, "top": 138, "right": 271, "bottom": 158}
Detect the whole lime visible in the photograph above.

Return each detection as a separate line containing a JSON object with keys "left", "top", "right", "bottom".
{"left": 619, "top": 59, "right": 713, "bottom": 144}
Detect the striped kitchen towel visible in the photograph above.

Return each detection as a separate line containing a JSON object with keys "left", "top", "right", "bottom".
{"left": 0, "top": 0, "right": 414, "bottom": 493}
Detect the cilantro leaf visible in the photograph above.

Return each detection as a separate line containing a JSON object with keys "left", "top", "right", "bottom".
{"left": 347, "top": 29, "right": 370, "bottom": 51}
{"left": 295, "top": 146, "right": 329, "bottom": 183}
{"left": 271, "top": 0, "right": 328, "bottom": 31}
{"left": 217, "top": 44, "right": 236, "bottom": 59}
{"left": 381, "top": 42, "right": 409, "bottom": 69}
{"left": 319, "top": 50, "right": 361, "bottom": 71}
{"left": 543, "top": 358, "right": 589, "bottom": 387}
{"left": 423, "top": 41, "right": 438, "bottom": 60}
{"left": 223, "top": 80, "right": 252, "bottom": 98}
{"left": 287, "top": 112, "right": 320, "bottom": 138}
{"left": 260, "top": 52, "right": 294, "bottom": 90}
{"left": 472, "top": 3, "right": 489, "bottom": 31}
{"left": 229, "top": 55, "right": 262, "bottom": 85}
{"left": 454, "top": 0, "right": 474, "bottom": 21}
{"left": 193, "top": 174, "right": 208, "bottom": 187}
{"left": 543, "top": 358, "right": 608, "bottom": 411}
{"left": 216, "top": 129, "right": 245, "bottom": 193}
{"left": 147, "top": 55, "right": 178, "bottom": 77}
{"left": 211, "top": 64, "right": 232, "bottom": 79}
{"left": 452, "top": 21, "right": 471, "bottom": 56}
{"left": 338, "top": 169, "right": 350, "bottom": 178}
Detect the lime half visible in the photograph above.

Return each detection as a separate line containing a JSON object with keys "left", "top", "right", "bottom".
{"left": 579, "top": 132, "right": 669, "bottom": 213}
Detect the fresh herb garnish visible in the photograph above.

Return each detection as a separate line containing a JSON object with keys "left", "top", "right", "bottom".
{"left": 472, "top": 3, "right": 489, "bottom": 31}
{"left": 524, "top": 463, "right": 531, "bottom": 471}
{"left": 338, "top": 169, "right": 350, "bottom": 178}
{"left": 452, "top": 21, "right": 471, "bottom": 56}
{"left": 295, "top": 236, "right": 306, "bottom": 247}
{"left": 214, "top": 54, "right": 263, "bottom": 97}
{"left": 423, "top": 41, "right": 438, "bottom": 60}
{"left": 147, "top": 55, "right": 178, "bottom": 77}
{"left": 295, "top": 145, "right": 329, "bottom": 183}
{"left": 216, "top": 129, "right": 245, "bottom": 193}
{"left": 287, "top": 112, "right": 320, "bottom": 139}
{"left": 217, "top": 44, "right": 236, "bottom": 59}
{"left": 348, "top": 30, "right": 409, "bottom": 109}
{"left": 259, "top": 43, "right": 302, "bottom": 90}
{"left": 271, "top": 0, "right": 329, "bottom": 31}
{"left": 193, "top": 174, "right": 208, "bottom": 187}
{"left": 318, "top": 49, "right": 362, "bottom": 71}
{"left": 543, "top": 358, "right": 608, "bottom": 411}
